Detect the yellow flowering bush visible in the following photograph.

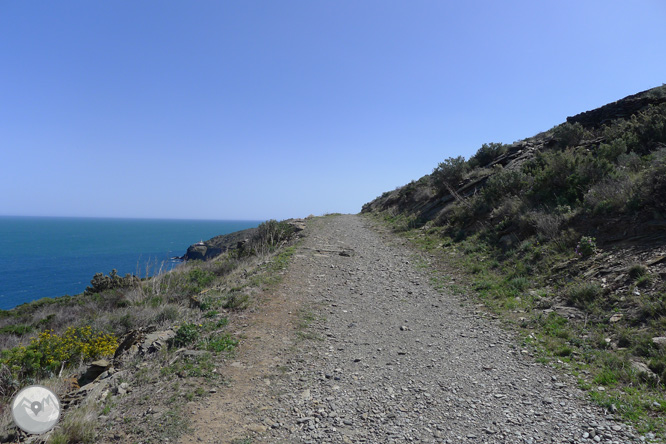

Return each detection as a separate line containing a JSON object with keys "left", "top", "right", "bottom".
{"left": 0, "top": 326, "right": 117, "bottom": 379}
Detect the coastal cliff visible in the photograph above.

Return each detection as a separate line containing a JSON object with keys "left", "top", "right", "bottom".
{"left": 182, "top": 218, "right": 307, "bottom": 261}
{"left": 182, "top": 227, "right": 258, "bottom": 261}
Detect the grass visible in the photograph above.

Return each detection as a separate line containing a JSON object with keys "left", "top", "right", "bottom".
{"left": 294, "top": 308, "right": 323, "bottom": 341}
{"left": 49, "top": 407, "right": 96, "bottom": 444}
{"left": 369, "top": 211, "right": 666, "bottom": 437}
{"left": 0, "top": 217, "right": 303, "bottom": 441}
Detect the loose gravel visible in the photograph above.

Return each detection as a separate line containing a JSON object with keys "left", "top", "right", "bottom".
{"left": 257, "top": 214, "right": 653, "bottom": 444}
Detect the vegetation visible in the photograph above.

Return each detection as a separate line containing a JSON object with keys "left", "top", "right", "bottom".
{"left": 85, "top": 269, "right": 139, "bottom": 295}
{"left": 1, "top": 326, "right": 117, "bottom": 381}
{"left": 363, "top": 85, "right": 666, "bottom": 436}
{"left": 0, "top": 217, "right": 303, "bottom": 441}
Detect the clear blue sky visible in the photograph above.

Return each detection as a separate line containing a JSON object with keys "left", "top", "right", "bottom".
{"left": 1, "top": 1, "right": 665, "bottom": 220}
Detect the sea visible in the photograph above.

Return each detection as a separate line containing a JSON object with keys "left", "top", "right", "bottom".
{"left": 0, "top": 216, "right": 262, "bottom": 310}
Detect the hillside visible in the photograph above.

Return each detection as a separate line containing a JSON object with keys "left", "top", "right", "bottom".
{"left": 362, "top": 84, "right": 666, "bottom": 434}
{"left": 0, "top": 219, "right": 303, "bottom": 443}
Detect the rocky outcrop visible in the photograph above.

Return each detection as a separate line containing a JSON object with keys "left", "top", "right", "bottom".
{"left": 182, "top": 227, "right": 258, "bottom": 261}
{"left": 182, "top": 219, "right": 307, "bottom": 261}
{"left": 567, "top": 86, "right": 666, "bottom": 129}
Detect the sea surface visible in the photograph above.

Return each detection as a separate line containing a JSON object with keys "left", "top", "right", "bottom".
{"left": 0, "top": 216, "right": 262, "bottom": 310}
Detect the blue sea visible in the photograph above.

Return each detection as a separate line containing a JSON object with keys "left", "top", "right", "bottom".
{"left": 0, "top": 216, "right": 262, "bottom": 310}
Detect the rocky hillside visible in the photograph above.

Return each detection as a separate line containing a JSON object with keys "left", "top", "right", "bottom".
{"left": 362, "top": 84, "right": 666, "bottom": 434}
{"left": 363, "top": 85, "right": 666, "bottom": 232}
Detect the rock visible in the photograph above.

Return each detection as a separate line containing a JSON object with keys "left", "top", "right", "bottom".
{"left": 114, "top": 327, "right": 152, "bottom": 362}
{"left": 78, "top": 360, "right": 112, "bottom": 386}
{"left": 182, "top": 227, "right": 259, "bottom": 261}
{"left": 181, "top": 350, "right": 208, "bottom": 359}
{"left": 631, "top": 361, "right": 659, "bottom": 381}
{"left": 499, "top": 234, "right": 519, "bottom": 250}
{"left": 142, "top": 329, "right": 177, "bottom": 353}
{"left": 286, "top": 219, "right": 306, "bottom": 232}
{"left": 301, "top": 389, "right": 311, "bottom": 401}
{"left": 567, "top": 88, "right": 666, "bottom": 129}
{"left": 246, "top": 424, "right": 267, "bottom": 433}
{"left": 609, "top": 313, "right": 623, "bottom": 323}
{"left": 652, "top": 337, "right": 666, "bottom": 349}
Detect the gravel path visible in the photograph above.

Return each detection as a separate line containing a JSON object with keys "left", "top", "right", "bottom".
{"left": 258, "top": 214, "right": 648, "bottom": 444}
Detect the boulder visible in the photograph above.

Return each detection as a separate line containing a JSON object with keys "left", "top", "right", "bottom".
{"left": 631, "top": 360, "right": 659, "bottom": 382}
{"left": 78, "top": 359, "right": 112, "bottom": 386}
{"left": 652, "top": 337, "right": 666, "bottom": 349}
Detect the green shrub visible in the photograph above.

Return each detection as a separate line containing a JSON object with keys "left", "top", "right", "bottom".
{"left": 1, "top": 327, "right": 117, "bottom": 380}
{"left": 186, "top": 268, "right": 215, "bottom": 294}
{"left": 597, "top": 138, "right": 627, "bottom": 162}
{"left": 84, "top": 269, "right": 138, "bottom": 295}
{"left": 638, "top": 156, "right": 666, "bottom": 212}
{"left": 252, "top": 219, "right": 296, "bottom": 254}
{"left": 172, "top": 323, "right": 200, "bottom": 347}
{"left": 583, "top": 175, "right": 635, "bottom": 214}
{"left": 0, "top": 324, "right": 33, "bottom": 335}
{"left": 638, "top": 293, "right": 666, "bottom": 321}
{"left": 468, "top": 142, "right": 509, "bottom": 168}
{"left": 566, "top": 282, "right": 603, "bottom": 308}
{"left": 636, "top": 274, "right": 653, "bottom": 288}
{"left": 575, "top": 236, "right": 597, "bottom": 258}
{"left": 509, "top": 276, "right": 530, "bottom": 291}
{"left": 552, "top": 122, "right": 590, "bottom": 148}
{"left": 203, "top": 333, "right": 238, "bottom": 353}
{"left": 432, "top": 156, "right": 469, "bottom": 193}
{"left": 524, "top": 148, "right": 614, "bottom": 207}
{"left": 482, "top": 169, "right": 531, "bottom": 206}
{"left": 222, "top": 292, "right": 249, "bottom": 311}
{"left": 629, "top": 264, "right": 648, "bottom": 280}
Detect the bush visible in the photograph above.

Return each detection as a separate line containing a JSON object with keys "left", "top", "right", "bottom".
{"left": 552, "top": 122, "right": 589, "bottom": 148}
{"left": 597, "top": 138, "right": 627, "bottom": 162}
{"left": 482, "top": 169, "right": 531, "bottom": 206}
{"left": 628, "top": 264, "right": 648, "bottom": 280}
{"left": 222, "top": 292, "right": 249, "bottom": 311}
{"left": 524, "top": 148, "right": 614, "bottom": 207}
{"left": 0, "top": 326, "right": 117, "bottom": 379}
{"left": 172, "top": 323, "right": 200, "bottom": 347}
{"left": 186, "top": 268, "right": 215, "bottom": 294}
{"left": 0, "top": 324, "right": 33, "bottom": 336}
{"left": 638, "top": 155, "right": 666, "bottom": 212}
{"left": 432, "top": 156, "right": 469, "bottom": 193}
{"left": 203, "top": 333, "right": 238, "bottom": 353}
{"left": 575, "top": 236, "right": 597, "bottom": 258}
{"left": 528, "top": 211, "right": 565, "bottom": 242}
{"left": 583, "top": 175, "right": 635, "bottom": 214}
{"left": 252, "top": 220, "right": 296, "bottom": 254}
{"left": 468, "top": 142, "right": 509, "bottom": 168}
{"left": 84, "top": 269, "right": 138, "bottom": 295}
{"left": 566, "top": 282, "right": 603, "bottom": 308}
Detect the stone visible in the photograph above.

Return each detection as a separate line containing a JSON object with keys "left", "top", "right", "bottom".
{"left": 631, "top": 361, "right": 659, "bottom": 381}
{"left": 142, "top": 329, "right": 177, "bottom": 353}
{"left": 609, "top": 313, "right": 623, "bottom": 323}
{"left": 78, "top": 360, "right": 112, "bottom": 386}
{"left": 652, "top": 337, "right": 666, "bottom": 349}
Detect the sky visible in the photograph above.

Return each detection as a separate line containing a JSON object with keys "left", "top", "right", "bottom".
{"left": 1, "top": 1, "right": 665, "bottom": 221}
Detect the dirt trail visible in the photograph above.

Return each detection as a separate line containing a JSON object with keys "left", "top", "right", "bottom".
{"left": 181, "top": 214, "right": 646, "bottom": 444}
